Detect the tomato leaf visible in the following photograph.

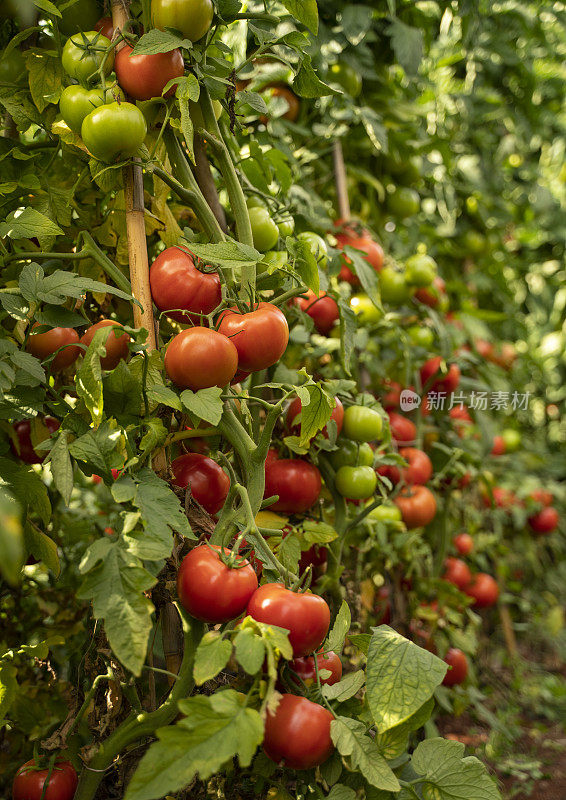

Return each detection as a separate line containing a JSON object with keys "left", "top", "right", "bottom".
{"left": 181, "top": 387, "right": 224, "bottom": 426}
{"left": 24, "top": 521, "right": 59, "bottom": 576}
{"left": 194, "top": 631, "right": 232, "bottom": 686}
{"left": 411, "top": 738, "right": 501, "bottom": 800}
{"left": 327, "top": 785, "right": 357, "bottom": 800}
{"left": 330, "top": 717, "right": 401, "bottom": 792}
{"left": 301, "top": 519, "right": 337, "bottom": 546}
{"left": 325, "top": 601, "right": 351, "bottom": 654}
{"left": 131, "top": 29, "right": 187, "bottom": 56}
{"left": 0, "top": 661, "right": 18, "bottom": 727}
{"left": 184, "top": 240, "right": 261, "bottom": 270}
{"left": 281, "top": 0, "right": 319, "bottom": 34}
{"left": 68, "top": 419, "right": 124, "bottom": 479}
{"left": 49, "top": 430, "right": 73, "bottom": 506}
{"left": 25, "top": 50, "right": 63, "bottom": 112}
{"left": 124, "top": 691, "right": 264, "bottom": 800}
{"left": 0, "top": 489, "right": 24, "bottom": 586}
{"left": 293, "top": 55, "right": 339, "bottom": 98}
{"left": 147, "top": 385, "right": 183, "bottom": 412}
{"left": 233, "top": 628, "right": 266, "bottom": 675}
{"left": 357, "top": 107, "right": 388, "bottom": 154}
{"left": 0, "top": 457, "right": 51, "bottom": 526}
{"left": 338, "top": 298, "right": 357, "bottom": 375}
{"left": 322, "top": 671, "right": 365, "bottom": 702}
{"left": 74, "top": 327, "right": 108, "bottom": 424}
{"left": 376, "top": 697, "right": 434, "bottom": 759}
{"left": 340, "top": 6, "right": 374, "bottom": 45}
{"left": 0, "top": 208, "right": 63, "bottom": 242}
{"left": 366, "top": 625, "right": 447, "bottom": 733}
{"left": 388, "top": 19, "right": 424, "bottom": 75}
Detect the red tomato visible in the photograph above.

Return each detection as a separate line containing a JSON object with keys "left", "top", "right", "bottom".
{"left": 171, "top": 453, "right": 230, "bottom": 514}
{"left": 475, "top": 339, "right": 494, "bottom": 360}
{"left": 394, "top": 485, "right": 437, "bottom": 529}
{"left": 164, "top": 327, "right": 238, "bottom": 389}
{"left": 261, "top": 85, "right": 300, "bottom": 122}
{"left": 334, "top": 223, "right": 384, "bottom": 284}
{"left": 494, "top": 342, "right": 517, "bottom": 370}
{"left": 11, "top": 417, "right": 59, "bottom": 464}
{"left": 387, "top": 448, "right": 432, "bottom": 485}
{"left": 263, "top": 694, "right": 334, "bottom": 769}
{"left": 453, "top": 533, "right": 474, "bottom": 556}
{"left": 528, "top": 506, "right": 559, "bottom": 535}
{"left": 485, "top": 486, "right": 518, "bottom": 509}
{"left": 217, "top": 303, "right": 289, "bottom": 372}
{"left": 465, "top": 573, "right": 499, "bottom": 608}
{"left": 94, "top": 16, "right": 114, "bottom": 39}
{"left": 285, "top": 396, "right": 344, "bottom": 439}
{"left": 420, "top": 356, "right": 461, "bottom": 395}
{"left": 247, "top": 583, "right": 330, "bottom": 656}
{"left": 374, "top": 585, "right": 391, "bottom": 624}
{"left": 295, "top": 290, "right": 339, "bottom": 335}
{"left": 150, "top": 247, "right": 221, "bottom": 323}
{"left": 177, "top": 545, "right": 258, "bottom": 623}
{"left": 289, "top": 650, "right": 342, "bottom": 687}
{"left": 442, "top": 648, "right": 468, "bottom": 687}
{"left": 115, "top": 44, "right": 184, "bottom": 100}
{"left": 530, "top": 489, "right": 553, "bottom": 507}
{"left": 443, "top": 557, "right": 472, "bottom": 591}
{"left": 80, "top": 320, "right": 130, "bottom": 370}
{"left": 491, "top": 435, "right": 505, "bottom": 456}
{"left": 458, "top": 472, "right": 472, "bottom": 489}
{"left": 26, "top": 325, "right": 80, "bottom": 372}
{"left": 264, "top": 457, "right": 321, "bottom": 514}
{"left": 449, "top": 405, "right": 472, "bottom": 424}
{"left": 415, "top": 276, "right": 446, "bottom": 308}
{"left": 12, "top": 759, "right": 78, "bottom": 800}
{"left": 381, "top": 380, "right": 403, "bottom": 409}
{"left": 387, "top": 411, "right": 417, "bottom": 444}
{"left": 92, "top": 468, "right": 120, "bottom": 484}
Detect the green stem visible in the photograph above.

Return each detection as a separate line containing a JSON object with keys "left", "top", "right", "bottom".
{"left": 66, "top": 669, "right": 114, "bottom": 740}
{"left": 165, "top": 427, "right": 218, "bottom": 446}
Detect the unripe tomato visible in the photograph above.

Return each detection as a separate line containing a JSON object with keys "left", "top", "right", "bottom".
{"left": 295, "top": 290, "right": 339, "bottom": 335}
{"left": 263, "top": 695, "right": 334, "bottom": 769}
{"left": 387, "top": 186, "right": 420, "bottom": 218}
{"left": 115, "top": 44, "right": 184, "bottom": 100}
{"left": 387, "top": 448, "right": 432, "bottom": 486}
{"left": 405, "top": 253, "right": 437, "bottom": 287}
{"left": 394, "top": 485, "right": 437, "bottom": 529}
{"left": 343, "top": 406, "right": 383, "bottom": 443}
{"left": 286, "top": 396, "right": 344, "bottom": 439}
{"left": 335, "top": 465, "right": 377, "bottom": 499}
{"left": 94, "top": 16, "right": 114, "bottom": 39}
{"left": 12, "top": 758, "right": 78, "bottom": 800}
{"left": 217, "top": 303, "right": 289, "bottom": 372}
{"left": 10, "top": 417, "right": 59, "bottom": 464}
{"left": 80, "top": 320, "right": 130, "bottom": 370}
{"left": 26, "top": 325, "right": 80, "bottom": 372}
{"left": 150, "top": 247, "right": 221, "bottom": 323}
{"left": 406, "top": 325, "right": 434, "bottom": 349}
{"left": 379, "top": 267, "right": 413, "bottom": 305}
{"left": 248, "top": 206, "right": 279, "bottom": 251}
{"left": 328, "top": 62, "right": 362, "bottom": 96}
{"left": 264, "top": 457, "right": 321, "bottom": 514}
{"left": 443, "top": 557, "right": 472, "bottom": 591}
{"left": 453, "top": 533, "right": 474, "bottom": 555}
{"left": 277, "top": 213, "right": 295, "bottom": 237}
{"left": 82, "top": 102, "right": 147, "bottom": 162}
{"left": 152, "top": 0, "right": 214, "bottom": 42}
{"left": 164, "top": 327, "right": 238, "bottom": 390}
{"left": 59, "top": 84, "right": 124, "bottom": 134}
{"left": 528, "top": 506, "right": 559, "bottom": 535}
{"left": 465, "top": 573, "right": 499, "bottom": 608}
{"left": 247, "top": 583, "right": 330, "bottom": 656}
{"left": 502, "top": 428, "right": 521, "bottom": 453}
{"left": 0, "top": 50, "right": 26, "bottom": 84}
{"left": 330, "top": 439, "right": 373, "bottom": 470}
{"left": 259, "top": 250, "right": 288, "bottom": 273}
{"left": 171, "top": 453, "right": 230, "bottom": 514}
{"left": 420, "top": 356, "right": 461, "bottom": 395}
{"left": 442, "top": 648, "right": 468, "bottom": 687}
{"left": 368, "top": 504, "right": 402, "bottom": 525}
{"left": 387, "top": 411, "right": 417, "bottom": 444}
{"left": 289, "top": 650, "right": 342, "bottom": 687}
{"left": 491, "top": 435, "right": 505, "bottom": 456}
{"left": 62, "top": 32, "right": 113, "bottom": 84}
{"left": 177, "top": 545, "right": 257, "bottom": 623}
{"left": 58, "top": 0, "right": 100, "bottom": 35}
{"left": 350, "top": 294, "right": 382, "bottom": 323}
{"left": 297, "top": 231, "right": 329, "bottom": 269}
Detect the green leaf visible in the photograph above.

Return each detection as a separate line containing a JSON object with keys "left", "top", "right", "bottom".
{"left": 339, "top": 298, "right": 357, "bottom": 375}
{"left": 325, "top": 601, "right": 351, "bottom": 653}
{"left": 131, "top": 29, "right": 188, "bottom": 56}
{"left": 388, "top": 19, "right": 424, "bottom": 75}
{"left": 281, "top": 0, "right": 318, "bottom": 33}
{"left": 140, "top": 418, "right": 168, "bottom": 453}
{"left": 49, "top": 430, "right": 73, "bottom": 505}
{"left": 193, "top": 631, "right": 232, "bottom": 685}
{"left": 23, "top": 521, "right": 59, "bottom": 576}
{"left": 327, "top": 786, "right": 357, "bottom": 800}
{"left": 376, "top": 697, "right": 435, "bottom": 759}
{"left": 111, "top": 476, "right": 137, "bottom": 504}
{"left": 366, "top": 626, "right": 447, "bottom": 733}
{"left": 342, "top": 246, "right": 380, "bottom": 305}
{"left": 147, "top": 384, "right": 182, "bottom": 411}
{"left": 276, "top": 532, "right": 301, "bottom": 573}
{"left": 341, "top": 6, "right": 374, "bottom": 45}
{"left": 301, "top": 519, "right": 337, "bottom": 546}
{"left": 331, "top": 717, "right": 400, "bottom": 792}
{"left": 124, "top": 691, "right": 264, "bottom": 800}
{"left": 292, "top": 383, "right": 334, "bottom": 445}
{"left": 288, "top": 233, "right": 319, "bottom": 295}
{"left": 177, "top": 74, "right": 200, "bottom": 164}
{"left": 181, "top": 386, "right": 224, "bottom": 426}
{"left": 185, "top": 240, "right": 261, "bottom": 270}
{"left": 25, "top": 50, "right": 63, "bottom": 112}
{"left": 0, "top": 208, "right": 62, "bottom": 241}
{"left": 34, "top": 0, "right": 61, "bottom": 16}
{"left": 293, "top": 54, "right": 338, "bottom": 98}
{"left": 233, "top": 628, "right": 266, "bottom": 675}
{"left": 411, "top": 738, "right": 501, "bottom": 800}
{"left": 0, "top": 458, "right": 51, "bottom": 525}
{"left": 68, "top": 419, "right": 123, "bottom": 478}
{"left": 358, "top": 107, "right": 388, "bottom": 153}
{"left": 0, "top": 489, "right": 24, "bottom": 585}
{"left": 348, "top": 633, "right": 372, "bottom": 655}
{"left": 322, "top": 671, "right": 365, "bottom": 702}
{"left": 74, "top": 326, "right": 107, "bottom": 424}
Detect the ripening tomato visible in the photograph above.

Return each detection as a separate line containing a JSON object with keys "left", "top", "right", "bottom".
{"left": 486, "top": 486, "right": 518, "bottom": 509}
{"left": 12, "top": 759, "right": 78, "bottom": 800}
{"left": 164, "top": 327, "right": 238, "bottom": 389}
{"left": 443, "top": 557, "right": 472, "bottom": 591}
{"left": 115, "top": 44, "right": 184, "bottom": 100}
{"left": 502, "top": 429, "right": 521, "bottom": 453}
{"left": 11, "top": 417, "right": 59, "bottom": 464}
{"left": 453, "top": 533, "right": 474, "bottom": 556}
{"left": 449, "top": 405, "right": 472, "bottom": 425}
{"left": 80, "top": 320, "right": 130, "bottom": 370}
{"left": 420, "top": 356, "right": 461, "bottom": 395}
{"left": 263, "top": 694, "right": 334, "bottom": 769}
{"left": 152, "top": 0, "right": 214, "bottom": 42}
{"left": 26, "top": 325, "right": 80, "bottom": 372}
{"left": 289, "top": 650, "right": 342, "bottom": 687}
{"left": 475, "top": 339, "right": 494, "bottom": 360}
{"left": 295, "top": 290, "right": 339, "bottom": 335}
{"left": 394, "top": 485, "right": 437, "bottom": 529}
{"left": 171, "top": 453, "right": 230, "bottom": 514}
{"left": 528, "top": 506, "right": 559, "bottom": 535}
{"left": 177, "top": 545, "right": 257, "bottom": 623}
{"left": 264, "top": 457, "right": 321, "bottom": 513}
{"left": 415, "top": 276, "right": 447, "bottom": 308}
{"left": 342, "top": 405, "right": 383, "bottom": 443}
{"left": 334, "top": 224, "right": 384, "bottom": 284}
{"left": 381, "top": 380, "right": 402, "bottom": 409}
{"left": 442, "top": 648, "right": 468, "bottom": 687}
{"left": 285, "top": 396, "right": 344, "bottom": 439}
{"left": 530, "top": 489, "right": 553, "bottom": 507}
{"left": 249, "top": 207, "right": 279, "bottom": 251}
{"left": 330, "top": 439, "right": 373, "bottom": 470}
{"left": 262, "top": 85, "right": 300, "bottom": 122}
{"left": 150, "top": 247, "right": 221, "bottom": 323}
{"left": 335, "top": 465, "right": 377, "bottom": 500}
{"left": 247, "top": 583, "right": 330, "bottom": 656}
{"left": 387, "top": 411, "right": 417, "bottom": 444}
{"left": 82, "top": 101, "right": 147, "bottom": 162}
{"left": 387, "top": 448, "right": 432, "bottom": 486}
{"left": 94, "top": 16, "right": 114, "bottom": 39}
{"left": 218, "top": 303, "right": 288, "bottom": 372}
{"left": 62, "top": 31, "right": 113, "bottom": 84}
{"left": 465, "top": 573, "right": 499, "bottom": 608}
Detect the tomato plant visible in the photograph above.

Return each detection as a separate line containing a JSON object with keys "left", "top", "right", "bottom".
{"left": 263, "top": 695, "right": 334, "bottom": 769}
{"left": 115, "top": 44, "right": 185, "bottom": 100}
{"left": 217, "top": 303, "right": 289, "bottom": 371}
{"left": 150, "top": 246, "right": 221, "bottom": 323}
{"left": 12, "top": 759, "right": 78, "bottom": 800}
{"left": 81, "top": 101, "right": 147, "bottom": 161}
{"left": 171, "top": 453, "right": 230, "bottom": 514}
{"left": 164, "top": 327, "right": 238, "bottom": 389}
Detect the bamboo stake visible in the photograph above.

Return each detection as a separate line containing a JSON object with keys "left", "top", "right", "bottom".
{"left": 333, "top": 139, "right": 351, "bottom": 222}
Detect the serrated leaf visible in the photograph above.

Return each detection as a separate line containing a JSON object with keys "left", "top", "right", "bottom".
{"left": 233, "top": 628, "right": 266, "bottom": 675}
{"left": 147, "top": 384, "right": 183, "bottom": 411}
{"left": 293, "top": 54, "right": 338, "bottom": 98}
{"left": 301, "top": 519, "right": 337, "bottom": 546}
{"left": 348, "top": 633, "right": 372, "bottom": 654}
{"left": 131, "top": 29, "right": 188, "bottom": 56}
{"left": 411, "top": 738, "right": 501, "bottom": 800}
{"left": 325, "top": 601, "right": 351, "bottom": 653}
{"left": 140, "top": 418, "right": 168, "bottom": 453}
{"left": 112, "top": 476, "right": 136, "bottom": 503}
{"left": 0, "top": 458, "right": 51, "bottom": 526}
{"left": 294, "top": 383, "right": 334, "bottom": 445}
{"left": 68, "top": 419, "right": 123, "bottom": 478}
{"left": 339, "top": 298, "right": 357, "bottom": 375}
{"left": 331, "top": 717, "right": 400, "bottom": 792}
{"left": 49, "top": 430, "right": 73, "bottom": 505}
{"left": 0, "top": 207, "right": 62, "bottom": 240}
{"left": 181, "top": 387, "right": 224, "bottom": 426}
{"left": 74, "top": 326, "right": 107, "bottom": 424}
{"left": 193, "top": 632, "right": 232, "bottom": 685}
{"left": 327, "top": 786, "right": 357, "bottom": 800}
{"left": 185, "top": 240, "right": 261, "bottom": 270}
{"left": 25, "top": 50, "right": 63, "bottom": 111}
{"left": 322, "top": 670, "right": 365, "bottom": 702}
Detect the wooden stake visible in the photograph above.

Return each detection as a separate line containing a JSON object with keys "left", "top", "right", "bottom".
{"left": 333, "top": 139, "right": 351, "bottom": 222}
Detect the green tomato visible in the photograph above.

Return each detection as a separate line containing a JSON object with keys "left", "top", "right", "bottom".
{"left": 259, "top": 250, "right": 288, "bottom": 274}
{"left": 81, "top": 101, "right": 147, "bottom": 162}
{"left": 60, "top": 85, "right": 124, "bottom": 134}
{"left": 152, "top": 0, "right": 214, "bottom": 42}
{"left": 343, "top": 406, "right": 383, "bottom": 443}
{"left": 368, "top": 503, "right": 402, "bottom": 524}
{"left": 335, "top": 465, "right": 377, "bottom": 500}
{"left": 379, "top": 267, "right": 414, "bottom": 306}
{"left": 405, "top": 253, "right": 437, "bottom": 287}
{"left": 350, "top": 294, "right": 382, "bottom": 324}
{"left": 247, "top": 195, "right": 268, "bottom": 210}
{"left": 58, "top": 0, "right": 100, "bottom": 35}
{"left": 502, "top": 429, "right": 521, "bottom": 453}
{"left": 406, "top": 325, "right": 434, "bottom": 349}
{"left": 277, "top": 213, "right": 295, "bottom": 237}
{"left": 329, "top": 62, "right": 362, "bottom": 97}
{"left": 330, "top": 439, "right": 374, "bottom": 470}
{"left": 62, "top": 31, "right": 113, "bottom": 85}
{"left": 0, "top": 50, "right": 26, "bottom": 85}
{"left": 297, "top": 231, "right": 328, "bottom": 269}
{"left": 249, "top": 206, "right": 279, "bottom": 252}
{"left": 387, "top": 187, "right": 420, "bottom": 219}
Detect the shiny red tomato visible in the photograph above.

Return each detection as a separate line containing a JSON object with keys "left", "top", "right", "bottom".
{"left": 150, "top": 247, "right": 221, "bottom": 323}
{"left": 415, "top": 276, "right": 446, "bottom": 308}
{"left": 263, "top": 694, "right": 334, "bottom": 769}
{"left": 528, "top": 506, "right": 559, "bottom": 535}
{"left": 171, "top": 453, "right": 230, "bottom": 514}
{"left": 247, "top": 583, "right": 330, "bottom": 656}
{"left": 80, "top": 320, "right": 130, "bottom": 370}
{"left": 394, "top": 485, "right": 437, "bottom": 529}
{"left": 443, "top": 557, "right": 472, "bottom": 591}
{"left": 11, "top": 417, "right": 59, "bottom": 464}
{"left": 164, "top": 327, "right": 238, "bottom": 389}
{"left": 26, "top": 325, "right": 80, "bottom": 372}
{"left": 420, "top": 356, "right": 461, "bottom": 395}
{"left": 218, "top": 303, "right": 289, "bottom": 372}
{"left": 387, "top": 448, "right": 432, "bottom": 485}
{"left": 465, "top": 573, "right": 499, "bottom": 608}
{"left": 177, "top": 545, "right": 257, "bottom": 623}
{"left": 285, "top": 396, "right": 344, "bottom": 439}
{"left": 289, "top": 650, "right": 342, "bottom": 687}
{"left": 295, "top": 289, "right": 339, "bottom": 335}
{"left": 453, "top": 533, "right": 474, "bottom": 556}
{"left": 12, "top": 759, "right": 78, "bottom": 800}
{"left": 387, "top": 411, "right": 417, "bottom": 444}
{"left": 491, "top": 435, "right": 505, "bottom": 455}
{"left": 442, "top": 648, "right": 468, "bottom": 687}
{"left": 115, "top": 44, "right": 184, "bottom": 100}
{"left": 334, "top": 222, "right": 384, "bottom": 284}
{"left": 264, "top": 456, "right": 321, "bottom": 514}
